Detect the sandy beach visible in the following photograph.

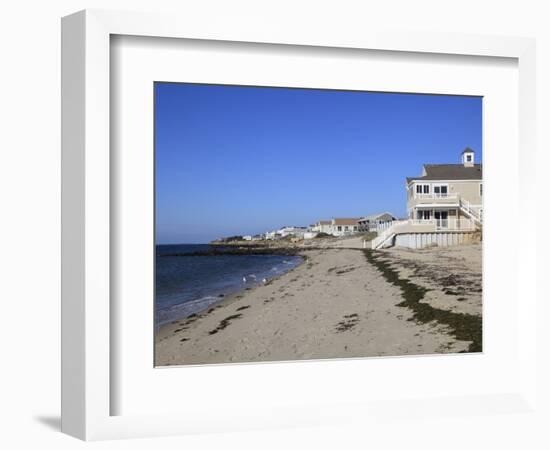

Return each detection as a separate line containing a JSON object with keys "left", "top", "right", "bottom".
{"left": 155, "top": 242, "right": 481, "bottom": 366}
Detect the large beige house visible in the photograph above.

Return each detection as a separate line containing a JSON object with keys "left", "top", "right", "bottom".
{"left": 370, "top": 148, "right": 483, "bottom": 249}
{"left": 405, "top": 148, "right": 482, "bottom": 229}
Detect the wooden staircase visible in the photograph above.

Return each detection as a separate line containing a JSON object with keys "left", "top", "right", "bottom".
{"left": 458, "top": 198, "right": 482, "bottom": 227}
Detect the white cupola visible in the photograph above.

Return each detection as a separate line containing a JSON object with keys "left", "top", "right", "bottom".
{"left": 461, "top": 147, "right": 475, "bottom": 167}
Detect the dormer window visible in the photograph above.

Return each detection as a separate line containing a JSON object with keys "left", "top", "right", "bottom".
{"left": 466, "top": 154, "right": 472, "bottom": 162}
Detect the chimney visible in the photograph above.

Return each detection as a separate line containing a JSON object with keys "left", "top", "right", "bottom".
{"left": 461, "top": 147, "right": 475, "bottom": 167}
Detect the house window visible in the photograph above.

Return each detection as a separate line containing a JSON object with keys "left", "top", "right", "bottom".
{"left": 466, "top": 154, "right": 472, "bottom": 162}
{"left": 434, "top": 185, "right": 448, "bottom": 197}
{"left": 417, "top": 210, "right": 431, "bottom": 220}
{"left": 337, "top": 226, "right": 342, "bottom": 231}
{"left": 415, "top": 184, "right": 430, "bottom": 195}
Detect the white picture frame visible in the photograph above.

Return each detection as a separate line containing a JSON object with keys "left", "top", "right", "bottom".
{"left": 61, "top": 9, "right": 538, "bottom": 441}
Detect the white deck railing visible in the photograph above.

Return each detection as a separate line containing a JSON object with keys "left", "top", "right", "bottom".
{"left": 376, "top": 220, "right": 400, "bottom": 233}
{"left": 369, "top": 220, "right": 407, "bottom": 249}
{"left": 413, "top": 193, "right": 459, "bottom": 200}
{"left": 369, "top": 218, "right": 477, "bottom": 249}
{"left": 433, "top": 218, "right": 476, "bottom": 230}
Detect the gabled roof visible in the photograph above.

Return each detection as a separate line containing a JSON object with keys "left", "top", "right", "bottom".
{"left": 461, "top": 147, "right": 475, "bottom": 155}
{"left": 332, "top": 218, "right": 360, "bottom": 225}
{"left": 406, "top": 163, "right": 482, "bottom": 183}
{"left": 359, "top": 212, "right": 396, "bottom": 221}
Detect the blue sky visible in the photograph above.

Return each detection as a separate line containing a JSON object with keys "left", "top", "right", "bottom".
{"left": 155, "top": 83, "right": 482, "bottom": 244}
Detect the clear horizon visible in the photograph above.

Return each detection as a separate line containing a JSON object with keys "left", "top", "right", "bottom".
{"left": 155, "top": 83, "right": 482, "bottom": 244}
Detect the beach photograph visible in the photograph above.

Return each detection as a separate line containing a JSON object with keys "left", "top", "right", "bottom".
{"left": 154, "top": 83, "right": 483, "bottom": 367}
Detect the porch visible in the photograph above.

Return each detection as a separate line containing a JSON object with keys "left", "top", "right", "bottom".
{"left": 410, "top": 205, "right": 478, "bottom": 231}
{"left": 370, "top": 217, "right": 478, "bottom": 250}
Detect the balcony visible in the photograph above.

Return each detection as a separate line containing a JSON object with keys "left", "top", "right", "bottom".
{"left": 409, "top": 192, "right": 460, "bottom": 207}
{"left": 376, "top": 218, "right": 476, "bottom": 233}
{"left": 401, "top": 219, "right": 477, "bottom": 232}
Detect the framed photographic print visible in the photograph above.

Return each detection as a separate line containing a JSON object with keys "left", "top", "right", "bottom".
{"left": 62, "top": 9, "right": 538, "bottom": 441}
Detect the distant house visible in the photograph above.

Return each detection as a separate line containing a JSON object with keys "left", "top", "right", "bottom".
{"left": 291, "top": 227, "right": 309, "bottom": 238}
{"left": 357, "top": 213, "right": 396, "bottom": 232}
{"left": 312, "top": 220, "right": 332, "bottom": 234}
{"left": 277, "top": 226, "right": 295, "bottom": 237}
{"left": 328, "top": 218, "right": 361, "bottom": 236}
{"left": 242, "top": 235, "right": 253, "bottom": 241}
{"left": 273, "top": 226, "right": 309, "bottom": 238}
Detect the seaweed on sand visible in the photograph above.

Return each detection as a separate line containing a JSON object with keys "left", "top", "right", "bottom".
{"left": 335, "top": 313, "right": 360, "bottom": 333}
{"left": 364, "top": 250, "right": 482, "bottom": 352}
{"left": 208, "top": 314, "right": 243, "bottom": 335}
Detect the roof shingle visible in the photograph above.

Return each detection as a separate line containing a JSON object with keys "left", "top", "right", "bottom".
{"left": 406, "top": 163, "right": 482, "bottom": 183}
{"left": 332, "top": 218, "right": 360, "bottom": 225}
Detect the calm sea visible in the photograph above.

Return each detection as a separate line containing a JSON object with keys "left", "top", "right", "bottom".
{"left": 155, "top": 244, "right": 303, "bottom": 326}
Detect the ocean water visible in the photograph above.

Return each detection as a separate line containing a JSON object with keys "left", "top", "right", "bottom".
{"left": 155, "top": 244, "right": 303, "bottom": 326}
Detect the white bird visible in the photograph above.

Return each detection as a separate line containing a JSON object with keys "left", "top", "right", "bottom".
{"left": 262, "top": 278, "right": 267, "bottom": 284}
{"left": 242, "top": 276, "right": 247, "bottom": 283}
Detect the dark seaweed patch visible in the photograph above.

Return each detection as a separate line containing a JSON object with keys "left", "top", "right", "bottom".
{"left": 208, "top": 314, "right": 243, "bottom": 335}
{"left": 364, "top": 250, "right": 482, "bottom": 352}
{"left": 336, "top": 267, "right": 357, "bottom": 275}
{"left": 335, "top": 313, "right": 360, "bottom": 332}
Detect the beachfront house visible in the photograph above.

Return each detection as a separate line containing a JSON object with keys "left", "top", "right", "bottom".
{"left": 273, "top": 226, "right": 309, "bottom": 239}
{"left": 328, "top": 218, "right": 361, "bottom": 236}
{"left": 289, "top": 227, "right": 309, "bottom": 239}
{"left": 357, "top": 213, "right": 396, "bottom": 232}
{"left": 371, "top": 148, "right": 482, "bottom": 250}
{"left": 406, "top": 147, "right": 482, "bottom": 228}
{"left": 264, "top": 231, "right": 276, "bottom": 240}
{"left": 312, "top": 220, "right": 332, "bottom": 234}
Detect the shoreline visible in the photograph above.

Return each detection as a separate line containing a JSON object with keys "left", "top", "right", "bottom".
{"left": 159, "top": 246, "right": 310, "bottom": 257}
{"left": 155, "top": 245, "right": 482, "bottom": 366}
{"left": 156, "top": 251, "right": 307, "bottom": 327}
